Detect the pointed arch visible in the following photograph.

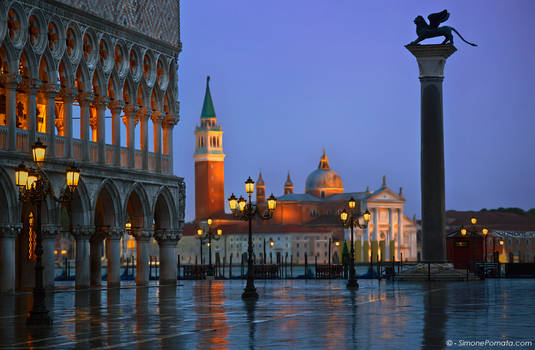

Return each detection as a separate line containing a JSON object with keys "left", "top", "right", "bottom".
{"left": 123, "top": 76, "right": 135, "bottom": 104}
{"left": 124, "top": 182, "right": 150, "bottom": 230}
{"left": 93, "top": 178, "right": 122, "bottom": 229}
{"left": 38, "top": 49, "right": 57, "bottom": 83}
{"left": 0, "top": 167, "right": 17, "bottom": 224}
{"left": 75, "top": 62, "right": 91, "bottom": 92}
{"left": 91, "top": 67, "right": 108, "bottom": 97}
{"left": 152, "top": 186, "right": 176, "bottom": 230}
{"left": 19, "top": 45, "right": 39, "bottom": 80}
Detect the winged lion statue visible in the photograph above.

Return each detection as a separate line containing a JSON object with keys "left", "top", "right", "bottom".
{"left": 409, "top": 10, "right": 477, "bottom": 47}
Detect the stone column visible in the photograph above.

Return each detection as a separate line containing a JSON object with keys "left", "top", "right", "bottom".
{"left": 163, "top": 115, "right": 175, "bottom": 173}
{"left": 123, "top": 104, "right": 138, "bottom": 168}
{"left": 106, "top": 230, "right": 122, "bottom": 287}
{"left": 397, "top": 208, "right": 403, "bottom": 261}
{"left": 73, "top": 227, "right": 92, "bottom": 289}
{"left": 406, "top": 44, "right": 456, "bottom": 262}
{"left": 371, "top": 208, "right": 378, "bottom": 262}
{"left": 43, "top": 83, "right": 60, "bottom": 157}
{"left": 134, "top": 230, "right": 152, "bottom": 286}
{"left": 151, "top": 111, "right": 162, "bottom": 173}
{"left": 61, "top": 89, "right": 75, "bottom": 159}
{"left": 109, "top": 100, "right": 124, "bottom": 167}
{"left": 41, "top": 225, "right": 59, "bottom": 290}
{"left": 1, "top": 74, "right": 22, "bottom": 151}
{"left": 90, "top": 233, "right": 105, "bottom": 287}
{"left": 0, "top": 226, "right": 19, "bottom": 293}
{"left": 138, "top": 107, "right": 152, "bottom": 170}
{"left": 94, "top": 96, "right": 109, "bottom": 164}
{"left": 78, "top": 92, "right": 94, "bottom": 162}
{"left": 23, "top": 79, "right": 42, "bottom": 146}
{"left": 387, "top": 208, "right": 393, "bottom": 261}
{"left": 155, "top": 230, "right": 180, "bottom": 285}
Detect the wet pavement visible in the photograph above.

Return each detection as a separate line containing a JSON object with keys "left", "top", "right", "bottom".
{"left": 0, "top": 279, "right": 534, "bottom": 349}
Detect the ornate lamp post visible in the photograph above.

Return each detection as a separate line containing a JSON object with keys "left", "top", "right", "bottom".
{"left": 196, "top": 218, "right": 222, "bottom": 278}
{"left": 339, "top": 197, "right": 371, "bottom": 289}
{"left": 460, "top": 216, "right": 489, "bottom": 277}
{"left": 228, "top": 177, "right": 277, "bottom": 299}
{"left": 15, "top": 139, "right": 80, "bottom": 326}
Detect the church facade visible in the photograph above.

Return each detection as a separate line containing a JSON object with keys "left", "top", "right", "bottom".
{"left": 181, "top": 79, "right": 418, "bottom": 264}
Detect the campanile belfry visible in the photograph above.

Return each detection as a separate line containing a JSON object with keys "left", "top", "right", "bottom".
{"left": 194, "top": 76, "right": 226, "bottom": 220}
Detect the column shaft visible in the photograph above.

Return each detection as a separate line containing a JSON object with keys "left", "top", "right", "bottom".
{"left": 158, "top": 240, "right": 177, "bottom": 285}
{"left": 90, "top": 239, "right": 102, "bottom": 287}
{"left": 124, "top": 104, "right": 138, "bottom": 168}
{"left": 94, "top": 97, "right": 109, "bottom": 164}
{"left": 75, "top": 237, "right": 90, "bottom": 289}
{"left": 44, "top": 84, "right": 60, "bottom": 157}
{"left": 139, "top": 108, "right": 151, "bottom": 170}
{"left": 24, "top": 79, "right": 41, "bottom": 146}
{"left": 387, "top": 208, "right": 393, "bottom": 261}
{"left": 3, "top": 75, "right": 21, "bottom": 151}
{"left": 152, "top": 112, "right": 162, "bottom": 172}
{"left": 107, "top": 235, "right": 121, "bottom": 287}
{"left": 136, "top": 235, "right": 150, "bottom": 286}
{"left": 62, "top": 92, "right": 74, "bottom": 158}
{"left": 42, "top": 236, "right": 56, "bottom": 289}
{"left": 372, "top": 208, "right": 378, "bottom": 262}
{"left": 79, "top": 92, "right": 94, "bottom": 162}
{"left": 0, "top": 233, "right": 16, "bottom": 293}
{"left": 110, "top": 100, "right": 124, "bottom": 167}
{"left": 397, "top": 208, "right": 403, "bottom": 261}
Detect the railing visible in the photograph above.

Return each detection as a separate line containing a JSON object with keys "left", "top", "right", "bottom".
{"left": 120, "top": 147, "right": 128, "bottom": 167}
{"left": 73, "top": 139, "right": 82, "bottom": 160}
{"left": 134, "top": 150, "right": 142, "bottom": 169}
{"left": 0, "top": 126, "right": 7, "bottom": 150}
{"left": 1, "top": 125, "right": 172, "bottom": 175}
{"left": 89, "top": 142, "right": 98, "bottom": 162}
{"left": 105, "top": 145, "right": 114, "bottom": 165}
{"left": 148, "top": 152, "right": 158, "bottom": 171}
{"left": 16, "top": 129, "right": 29, "bottom": 153}
{"left": 56, "top": 136, "right": 66, "bottom": 158}
{"left": 162, "top": 154, "right": 169, "bottom": 173}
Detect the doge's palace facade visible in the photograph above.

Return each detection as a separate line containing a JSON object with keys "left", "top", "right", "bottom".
{"left": 0, "top": 0, "right": 184, "bottom": 292}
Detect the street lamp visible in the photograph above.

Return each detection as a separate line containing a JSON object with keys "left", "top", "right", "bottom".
{"left": 228, "top": 177, "right": 277, "bottom": 299}
{"left": 196, "top": 218, "right": 222, "bottom": 278}
{"left": 459, "top": 216, "right": 489, "bottom": 277}
{"left": 339, "top": 197, "right": 371, "bottom": 289}
{"left": 15, "top": 139, "right": 80, "bottom": 326}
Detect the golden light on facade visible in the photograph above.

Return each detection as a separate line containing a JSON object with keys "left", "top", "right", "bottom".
{"left": 245, "top": 177, "right": 255, "bottom": 194}
{"left": 267, "top": 193, "right": 277, "bottom": 211}
{"left": 127, "top": 240, "right": 136, "bottom": 249}
{"left": 31, "top": 138, "right": 47, "bottom": 164}
{"left": 470, "top": 217, "right": 477, "bottom": 225}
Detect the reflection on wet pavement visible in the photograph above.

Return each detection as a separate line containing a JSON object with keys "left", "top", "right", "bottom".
{"left": 0, "top": 279, "right": 534, "bottom": 349}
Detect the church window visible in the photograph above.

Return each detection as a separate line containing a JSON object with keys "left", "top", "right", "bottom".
{"left": 217, "top": 138, "right": 220, "bottom": 147}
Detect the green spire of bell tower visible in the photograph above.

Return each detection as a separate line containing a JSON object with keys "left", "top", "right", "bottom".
{"left": 201, "top": 75, "right": 216, "bottom": 119}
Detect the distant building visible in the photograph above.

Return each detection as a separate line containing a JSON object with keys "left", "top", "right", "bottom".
{"left": 181, "top": 80, "right": 418, "bottom": 264}
{"left": 446, "top": 211, "right": 535, "bottom": 266}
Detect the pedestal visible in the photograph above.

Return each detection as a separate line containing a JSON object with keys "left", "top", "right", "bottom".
{"left": 106, "top": 231, "right": 122, "bottom": 287}
{"left": 406, "top": 44, "right": 456, "bottom": 262}
{"left": 155, "top": 230, "right": 180, "bottom": 285}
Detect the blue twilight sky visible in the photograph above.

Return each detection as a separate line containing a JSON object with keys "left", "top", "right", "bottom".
{"left": 174, "top": 0, "right": 535, "bottom": 222}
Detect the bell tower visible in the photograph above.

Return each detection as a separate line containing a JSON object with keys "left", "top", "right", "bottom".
{"left": 194, "top": 76, "right": 225, "bottom": 220}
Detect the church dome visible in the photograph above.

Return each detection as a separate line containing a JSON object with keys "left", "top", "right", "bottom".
{"left": 305, "top": 150, "right": 343, "bottom": 198}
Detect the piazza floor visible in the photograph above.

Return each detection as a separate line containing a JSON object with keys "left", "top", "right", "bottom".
{"left": 0, "top": 279, "right": 534, "bottom": 349}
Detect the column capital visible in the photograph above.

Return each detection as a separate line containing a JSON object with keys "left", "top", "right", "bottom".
{"left": 137, "top": 107, "right": 153, "bottom": 120}
{"left": 124, "top": 103, "right": 139, "bottom": 116}
{"left": 0, "top": 73, "right": 22, "bottom": 88}
{"left": 164, "top": 112, "right": 179, "bottom": 127}
{"left": 0, "top": 224, "right": 22, "bottom": 238}
{"left": 106, "top": 229, "right": 124, "bottom": 240}
{"left": 150, "top": 110, "right": 163, "bottom": 124}
{"left": 109, "top": 100, "right": 125, "bottom": 114}
{"left": 72, "top": 225, "right": 95, "bottom": 240}
{"left": 93, "top": 96, "right": 110, "bottom": 109}
{"left": 41, "top": 224, "right": 62, "bottom": 239}
{"left": 132, "top": 229, "right": 153, "bottom": 241}
{"left": 154, "top": 229, "right": 181, "bottom": 243}
{"left": 405, "top": 44, "right": 456, "bottom": 79}
{"left": 78, "top": 91, "right": 95, "bottom": 104}
{"left": 21, "top": 78, "right": 42, "bottom": 94}
{"left": 42, "top": 83, "right": 60, "bottom": 98}
{"left": 60, "top": 88, "right": 77, "bottom": 101}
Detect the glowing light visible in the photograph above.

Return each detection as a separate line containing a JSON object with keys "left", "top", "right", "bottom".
{"left": 267, "top": 193, "right": 277, "bottom": 211}
{"left": 348, "top": 197, "right": 356, "bottom": 209}
{"left": 31, "top": 138, "right": 47, "bottom": 163}
{"left": 15, "top": 162, "right": 28, "bottom": 187}
{"left": 245, "top": 177, "right": 255, "bottom": 194}
{"left": 470, "top": 217, "right": 477, "bottom": 225}
{"left": 340, "top": 209, "right": 348, "bottom": 222}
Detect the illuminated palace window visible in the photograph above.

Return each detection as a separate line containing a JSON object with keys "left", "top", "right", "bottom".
{"left": 28, "top": 212, "right": 36, "bottom": 261}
